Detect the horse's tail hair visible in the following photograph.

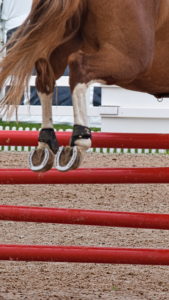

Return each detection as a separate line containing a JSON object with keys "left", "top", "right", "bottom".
{"left": 0, "top": 0, "right": 83, "bottom": 116}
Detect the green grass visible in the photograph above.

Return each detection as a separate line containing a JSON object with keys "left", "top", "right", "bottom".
{"left": 0, "top": 121, "right": 72, "bottom": 131}
{"left": 0, "top": 121, "right": 100, "bottom": 132}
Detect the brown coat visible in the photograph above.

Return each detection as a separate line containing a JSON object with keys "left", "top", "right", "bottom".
{"left": 0, "top": 0, "right": 169, "bottom": 112}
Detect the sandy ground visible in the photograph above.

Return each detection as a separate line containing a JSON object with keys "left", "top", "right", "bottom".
{"left": 0, "top": 152, "right": 169, "bottom": 300}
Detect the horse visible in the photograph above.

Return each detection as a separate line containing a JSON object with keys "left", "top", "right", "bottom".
{"left": 0, "top": 0, "right": 169, "bottom": 172}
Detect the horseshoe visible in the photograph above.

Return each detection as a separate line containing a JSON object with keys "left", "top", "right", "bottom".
{"left": 29, "top": 147, "right": 55, "bottom": 172}
{"left": 55, "top": 146, "right": 82, "bottom": 172}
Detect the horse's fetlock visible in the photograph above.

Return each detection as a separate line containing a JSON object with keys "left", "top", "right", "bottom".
{"left": 38, "top": 128, "right": 59, "bottom": 154}
{"left": 74, "top": 138, "right": 92, "bottom": 150}
{"left": 37, "top": 141, "right": 49, "bottom": 150}
{"left": 70, "top": 124, "right": 92, "bottom": 149}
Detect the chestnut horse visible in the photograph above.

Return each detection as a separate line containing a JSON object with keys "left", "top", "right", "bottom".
{"left": 0, "top": 0, "right": 169, "bottom": 172}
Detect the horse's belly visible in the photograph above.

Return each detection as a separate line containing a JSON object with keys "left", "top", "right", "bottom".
{"left": 127, "top": 41, "right": 169, "bottom": 95}
{"left": 122, "top": 63, "right": 169, "bottom": 95}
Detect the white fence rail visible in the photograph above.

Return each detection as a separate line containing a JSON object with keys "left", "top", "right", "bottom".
{"left": 1, "top": 75, "right": 169, "bottom": 134}
{"left": 1, "top": 76, "right": 102, "bottom": 127}
{"left": 101, "top": 86, "right": 169, "bottom": 133}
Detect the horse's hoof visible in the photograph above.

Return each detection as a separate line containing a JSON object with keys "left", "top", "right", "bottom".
{"left": 55, "top": 146, "right": 83, "bottom": 172}
{"left": 29, "top": 146, "right": 55, "bottom": 172}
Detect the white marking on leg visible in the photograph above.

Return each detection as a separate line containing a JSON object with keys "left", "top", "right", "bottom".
{"left": 29, "top": 92, "right": 55, "bottom": 171}
{"left": 38, "top": 92, "right": 53, "bottom": 129}
{"left": 72, "top": 83, "right": 91, "bottom": 149}
{"left": 72, "top": 83, "right": 88, "bottom": 126}
{"left": 72, "top": 80, "right": 106, "bottom": 126}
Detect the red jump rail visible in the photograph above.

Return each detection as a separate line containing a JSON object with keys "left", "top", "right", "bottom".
{"left": 1, "top": 168, "right": 169, "bottom": 184}
{"left": 1, "top": 205, "right": 169, "bottom": 230}
{"left": 0, "top": 245, "right": 169, "bottom": 265}
{"left": 1, "top": 130, "right": 169, "bottom": 149}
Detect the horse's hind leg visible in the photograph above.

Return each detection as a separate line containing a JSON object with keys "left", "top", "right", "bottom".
{"left": 67, "top": 43, "right": 153, "bottom": 160}
{"left": 55, "top": 62, "right": 92, "bottom": 172}
{"left": 55, "top": 81, "right": 92, "bottom": 172}
{"left": 55, "top": 57, "right": 92, "bottom": 171}
{"left": 29, "top": 37, "right": 85, "bottom": 172}
{"left": 29, "top": 58, "right": 59, "bottom": 172}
